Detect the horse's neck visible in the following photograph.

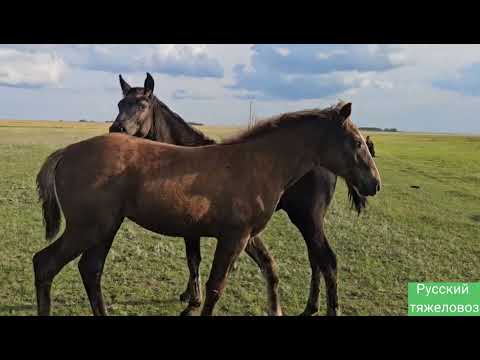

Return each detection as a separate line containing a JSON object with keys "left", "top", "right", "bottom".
{"left": 150, "top": 100, "right": 215, "bottom": 146}
{"left": 245, "top": 122, "right": 325, "bottom": 191}
{"left": 170, "top": 119, "right": 215, "bottom": 146}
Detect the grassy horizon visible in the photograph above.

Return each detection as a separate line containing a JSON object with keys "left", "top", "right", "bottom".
{"left": 2, "top": 119, "right": 480, "bottom": 138}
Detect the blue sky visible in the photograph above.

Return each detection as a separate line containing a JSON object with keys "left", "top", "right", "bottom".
{"left": 1, "top": 44, "right": 480, "bottom": 133}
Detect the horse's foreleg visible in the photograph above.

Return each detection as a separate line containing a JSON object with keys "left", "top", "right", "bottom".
{"left": 200, "top": 233, "right": 249, "bottom": 316}
{"left": 318, "top": 238, "right": 338, "bottom": 316}
{"left": 179, "top": 237, "right": 202, "bottom": 316}
{"left": 302, "top": 229, "right": 338, "bottom": 316}
{"left": 245, "top": 236, "right": 282, "bottom": 316}
{"left": 287, "top": 208, "right": 338, "bottom": 316}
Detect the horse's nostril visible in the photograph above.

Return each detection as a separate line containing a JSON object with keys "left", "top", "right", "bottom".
{"left": 376, "top": 182, "right": 381, "bottom": 192}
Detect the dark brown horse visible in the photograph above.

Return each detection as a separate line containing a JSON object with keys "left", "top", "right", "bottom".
{"left": 109, "top": 73, "right": 370, "bottom": 316}
{"left": 34, "top": 81, "right": 380, "bottom": 316}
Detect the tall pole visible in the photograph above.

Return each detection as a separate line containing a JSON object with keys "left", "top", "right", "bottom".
{"left": 249, "top": 101, "right": 251, "bottom": 128}
{"left": 249, "top": 101, "right": 253, "bottom": 129}
{"left": 252, "top": 101, "right": 255, "bottom": 126}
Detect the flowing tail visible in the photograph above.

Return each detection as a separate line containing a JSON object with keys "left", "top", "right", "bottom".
{"left": 36, "top": 148, "right": 65, "bottom": 241}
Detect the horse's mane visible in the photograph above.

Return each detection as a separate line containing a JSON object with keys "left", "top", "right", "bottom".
{"left": 346, "top": 182, "right": 368, "bottom": 215}
{"left": 147, "top": 94, "right": 215, "bottom": 146}
{"left": 221, "top": 104, "right": 341, "bottom": 145}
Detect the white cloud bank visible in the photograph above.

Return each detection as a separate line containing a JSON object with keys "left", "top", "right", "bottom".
{"left": 0, "top": 48, "right": 68, "bottom": 88}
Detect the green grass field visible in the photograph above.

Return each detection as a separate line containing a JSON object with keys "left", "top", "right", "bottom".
{"left": 1, "top": 120, "right": 479, "bottom": 316}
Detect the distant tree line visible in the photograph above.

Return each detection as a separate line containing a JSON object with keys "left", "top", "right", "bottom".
{"left": 360, "top": 127, "right": 398, "bottom": 132}
{"left": 78, "top": 119, "right": 100, "bottom": 123}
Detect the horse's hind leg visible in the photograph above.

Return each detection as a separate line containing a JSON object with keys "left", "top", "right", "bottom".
{"left": 78, "top": 243, "right": 114, "bottom": 316}
{"left": 200, "top": 233, "right": 250, "bottom": 316}
{"left": 179, "top": 237, "right": 202, "bottom": 316}
{"left": 245, "top": 236, "right": 282, "bottom": 316}
{"left": 318, "top": 238, "right": 338, "bottom": 316}
{"left": 78, "top": 219, "right": 123, "bottom": 316}
{"left": 32, "top": 227, "right": 97, "bottom": 316}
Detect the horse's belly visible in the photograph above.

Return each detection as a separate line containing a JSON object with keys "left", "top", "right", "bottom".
{"left": 125, "top": 189, "right": 218, "bottom": 238}
{"left": 127, "top": 215, "right": 213, "bottom": 238}
{"left": 124, "top": 177, "right": 280, "bottom": 239}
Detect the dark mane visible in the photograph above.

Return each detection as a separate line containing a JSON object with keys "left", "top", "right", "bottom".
{"left": 346, "top": 182, "right": 368, "bottom": 215}
{"left": 123, "top": 89, "right": 216, "bottom": 146}
{"left": 151, "top": 96, "right": 216, "bottom": 146}
{"left": 222, "top": 106, "right": 339, "bottom": 145}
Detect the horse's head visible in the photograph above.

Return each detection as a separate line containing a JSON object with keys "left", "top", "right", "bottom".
{"left": 109, "top": 73, "right": 156, "bottom": 137}
{"left": 321, "top": 102, "right": 381, "bottom": 196}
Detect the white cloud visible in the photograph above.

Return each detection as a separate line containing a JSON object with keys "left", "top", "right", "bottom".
{"left": 373, "top": 80, "right": 394, "bottom": 89}
{"left": 388, "top": 52, "right": 408, "bottom": 66}
{"left": 366, "top": 44, "right": 380, "bottom": 54}
{"left": 315, "top": 49, "right": 348, "bottom": 60}
{"left": 275, "top": 47, "right": 291, "bottom": 56}
{"left": 0, "top": 48, "right": 68, "bottom": 88}
{"left": 172, "top": 88, "right": 214, "bottom": 100}
{"left": 0, "top": 44, "right": 225, "bottom": 79}
{"left": 229, "top": 45, "right": 410, "bottom": 100}
{"left": 74, "top": 44, "right": 224, "bottom": 78}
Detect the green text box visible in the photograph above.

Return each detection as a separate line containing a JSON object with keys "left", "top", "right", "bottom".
{"left": 408, "top": 282, "right": 480, "bottom": 316}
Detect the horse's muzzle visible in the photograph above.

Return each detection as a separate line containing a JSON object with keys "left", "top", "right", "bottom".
{"left": 357, "top": 178, "right": 381, "bottom": 197}
{"left": 368, "top": 178, "right": 381, "bottom": 196}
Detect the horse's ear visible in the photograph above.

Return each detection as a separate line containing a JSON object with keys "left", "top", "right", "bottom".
{"left": 338, "top": 102, "right": 352, "bottom": 123}
{"left": 144, "top": 72, "right": 154, "bottom": 97}
{"left": 119, "top": 74, "right": 131, "bottom": 96}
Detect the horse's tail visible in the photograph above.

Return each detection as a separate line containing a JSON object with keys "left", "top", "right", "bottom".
{"left": 346, "top": 182, "right": 368, "bottom": 215}
{"left": 36, "top": 148, "right": 65, "bottom": 241}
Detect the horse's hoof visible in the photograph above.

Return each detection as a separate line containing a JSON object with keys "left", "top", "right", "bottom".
{"left": 298, "top": 307, "right": 318, "bottom": 316}
{"left": 268, "top": 308, "right": 283, "bottom": 316}
{"left": 180, "top": 307, "right": 196, "bottom": 316}
{"left": 327, "top": 308, "right": 340, "bottom": 316}
{"left": 179, "top": 291, "right": 191, "bottom": 303}
{"left": 298, "top": 311, "right": 313, "bottom": 316}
